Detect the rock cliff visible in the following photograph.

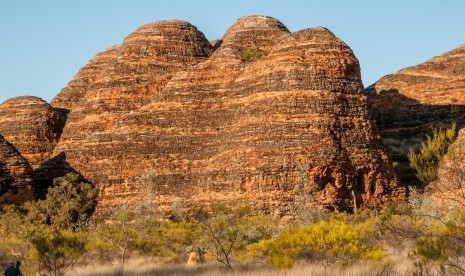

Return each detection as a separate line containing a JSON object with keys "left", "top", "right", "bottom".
{"left": 49, "top": 16, "right": 404, "bottom": 216}
{"left": 0, "top": 96, "right": 67, "bottom": 169}
{"left": 0, "top": 134, "right": 33, "bottom": 205}
{"left": 365, "top": 44, "right": 465, "bottom": 183}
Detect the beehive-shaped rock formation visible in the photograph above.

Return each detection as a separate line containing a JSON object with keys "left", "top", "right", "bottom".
{"left": 0, "top": 96, "right": 67, "bottom": 169}
{"left": 0, "top": 134, "right": 33, "bottom": 205}
{"left": 51, "top": 16, "right": 404, "bottom": 216}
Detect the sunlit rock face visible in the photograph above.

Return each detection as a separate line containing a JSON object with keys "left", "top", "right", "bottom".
{"left": 0, "top": 96, "right": 67, "bottom": 169}
{"left": 366, "top": 44, "right": 465, "bottom": 184}
{"left": 49, "top": 15, "right": 404, "bottom": 217}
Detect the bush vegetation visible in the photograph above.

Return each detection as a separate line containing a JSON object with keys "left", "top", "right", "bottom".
{"left": 247, "top": 218, "right": 384, "bottom": 269}
{"left": 3, "top": 191, "right": 465, "bottom": 275}
{"left": 408, "top": 123, "right": 457, "bottom": 184}
{"left": 240, "top": 47, "right": 263, "bottom": 62}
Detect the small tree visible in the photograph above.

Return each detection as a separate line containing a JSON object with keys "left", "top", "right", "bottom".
{"left": 30, "top": 173, "right": 98, "bottom": 230}
{"left": 92, "top": 203, "right": 138, "bottom": 267}
{"left": 196, "top": 205, "right": 278, "bottom": 270}
{"left": 0, "top": 173, "right": 98, "bottom": 275}
{"left": 0, "top": 204, "right": 37, "bottom": 274}
{"left": 409, "top": 135, "right": 465, "bottom": 274}
{"left": 31, "top": 229, "right": 86, "bottom": 276}
{"left": 408, "top": 123, "right": 457, "bottom": 184}
{"left": 412, "top": 208, "right": 465, "bottom": 275}
{"left": 136, "top": 169, "right": 158, "bottom": 220}
{"left": 197, "top": 213, "right": 241, "bottom": 270}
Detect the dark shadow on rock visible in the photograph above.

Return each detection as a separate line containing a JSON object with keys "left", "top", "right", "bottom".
{"left": 210, "top": 39, "right": 223, "bottom": 52}
{"left": 0, "top": 136, "right": 34, "bottom": 205}
{"left": 32, "top": 152, "right": 91, "bottom": 199}
{"left": 53, "top": 107, "right": 70, "bottom": 141}
{"left": 365, "top": 87, "right": 465, "bottom": 185}
{"left": 0, "top": 162, "right": 33, "bottom": 205}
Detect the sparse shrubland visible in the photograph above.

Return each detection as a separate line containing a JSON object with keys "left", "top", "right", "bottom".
{"left": 3, "top": 194, "right": 465, "bottom": 276}
{"left": 0, "top": 173, "right": 98, "bottom": 275}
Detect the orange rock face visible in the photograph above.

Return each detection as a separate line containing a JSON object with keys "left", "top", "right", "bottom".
{"left": 46, "top": 16, "right": 405, "bottom": 216}
{"left": 0, "top": 134, "right": 33, "bottom": 205}
{"left": 366, "top": 44, "right": 465, "bottom": 184}
{"left": 0, "top": 96, "right": 67, "bottom": 169}
{"left": 368, "top": 44, "right": 465, "bottom": 106}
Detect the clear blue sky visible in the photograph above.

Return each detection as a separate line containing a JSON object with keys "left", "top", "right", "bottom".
{"left": 1, "top": 1, "right": 464, "bottom": 104}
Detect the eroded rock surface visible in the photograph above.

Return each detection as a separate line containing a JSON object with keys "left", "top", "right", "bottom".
{"left": 0, "top": 96, "right": 67, "bottom": 169}
{"left": 48, "top": 16, "right": 404, "bottom": 216}
{"left": 366, "top": 44, "right": 465, "bottom": 183}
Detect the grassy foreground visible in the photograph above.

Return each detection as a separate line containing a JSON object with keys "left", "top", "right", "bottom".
{"left": 69, "top": 257, "right": 411, "bottom": 276}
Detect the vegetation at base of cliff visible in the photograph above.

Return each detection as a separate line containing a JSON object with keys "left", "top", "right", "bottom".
{"left": 408, "top": 123, "right": 457, "bottom": 184}
{"left": 2, "top": 171, "right": 465, "bottom": 275}
{"left": 0, "top": 172, "right": 98, "bottom": 275}
{"left": 240, "top": 47, "right": 263, "bottom": 62}
{"left": 246, "top": 218, "right": 384, "bottom": 269}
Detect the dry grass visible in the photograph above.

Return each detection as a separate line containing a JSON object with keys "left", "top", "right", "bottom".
{"left": 68, "top": 257, "right": 413, "bottom": 276}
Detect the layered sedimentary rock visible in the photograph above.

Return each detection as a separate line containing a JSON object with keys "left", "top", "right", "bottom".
{"left": 367, "top": 44, "right": 465, "bottom": 106}
{"left": 0, "top": 134, "right": 33, "bottom": 205}
{"left": 0, "top": 96, "right": 67, "bottom": 169}
{"left": 52, "top": 19, "right": 212, "bottom": 144}
{"left": 52, "top": 16, "right": 404, "bottom": 216}
{"left": 365, "top": 44, "right": 465, "bottom": 183}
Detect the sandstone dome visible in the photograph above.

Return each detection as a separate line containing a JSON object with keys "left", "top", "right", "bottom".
{"left": 0, "top": 96, "right": 66, "bottom": 169}
{"left": 37, "top": 16, "right": 405, "bottom": 216}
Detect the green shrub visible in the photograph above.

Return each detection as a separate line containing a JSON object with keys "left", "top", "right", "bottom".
{"left": 247, "top": 218, "right": 384, "bottom": 268}
{"left": 195, "top": 204, "right": 279, "bottom": 270}
{"left": 30, "top": 229, "right": 86, "bottom": 276}
{"left": 241, "top": 48, "right": 263, "bottom": 62}
{"left": 137, "top": 220, "right": 198, "bottom": 262}
{"left": 408, "top": 123, "right": 457, "bottom": 184}
{"left": 413, "top": 209, "right": 465, "bottom": 274}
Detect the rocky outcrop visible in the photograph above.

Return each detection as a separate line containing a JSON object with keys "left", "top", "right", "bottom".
{"left": 367, "top": 44, "right": 465, "bottom": 106}
{"left": 52, "top": 19, "right": 213, "bottom": 146}
{"left": 365, "top": 44, "right": 465, "bottom": 184}
{"left": 0, "top": 96, "right": 67, "bottom": 169}
{"left": 50, "top": 16, "right": 404, "bottom": 216}
{"left": 0, "top": 134, "right": 33, "bottom": 205}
